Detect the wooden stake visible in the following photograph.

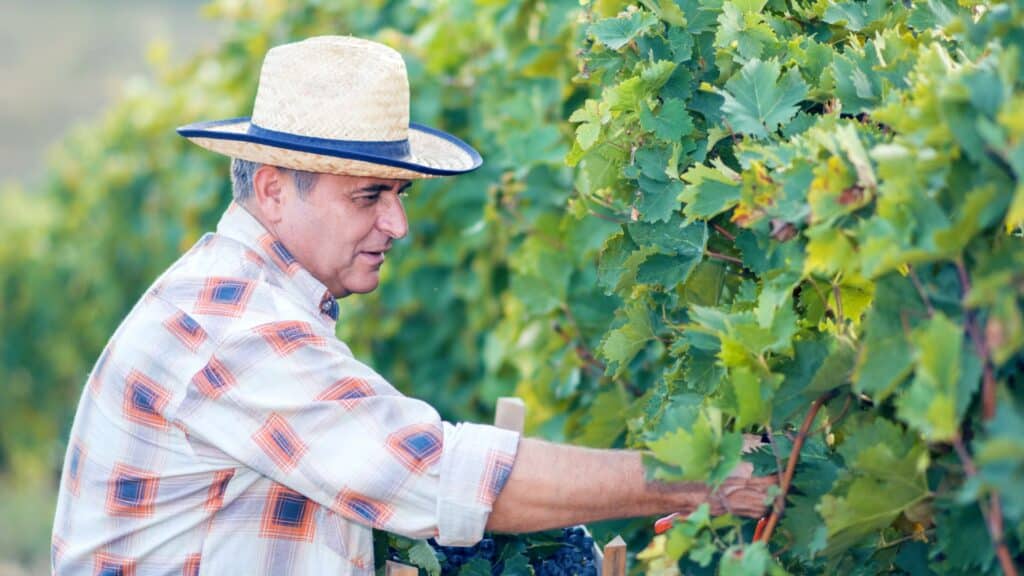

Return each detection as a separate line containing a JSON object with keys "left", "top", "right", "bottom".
{"left": 602, "top": 535, "right": 626, "bottom": 576}
{"left": 385, "top": 560, "right": 419, "bottom": 576}
{"left": 494, "top": 397, "right": 526, "bottom": 433}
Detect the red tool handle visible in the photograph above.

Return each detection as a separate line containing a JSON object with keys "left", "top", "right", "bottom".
{"left": 653, "top": 512, "right": 681, "bottom": 535}
{"left": 752, "top": 516, "right": 768, "bottom": 542}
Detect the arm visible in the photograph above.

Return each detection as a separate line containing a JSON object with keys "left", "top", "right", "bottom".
{"left": 486, "top": 437, "right": 772, "bottom": 533}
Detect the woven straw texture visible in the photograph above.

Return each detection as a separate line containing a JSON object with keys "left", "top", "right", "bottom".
{"left": 182, "top": 36, "right": 478, "bottom": 179}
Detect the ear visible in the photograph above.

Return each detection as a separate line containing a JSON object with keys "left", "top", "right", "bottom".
{"left": 251, "top": 165, "right": 288, "bottom": 224}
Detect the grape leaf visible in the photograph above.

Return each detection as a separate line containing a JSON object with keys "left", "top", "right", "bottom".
{"left": 819, "top": 418, "right": 929, "bottom": 554}
{"left": 599, "top": 302, "right": 655, "bottom": 374}
{"left": 575, "top": 386, "right": 629, "bottom": 448}
{"left": 717, "top": 59, "right": 808, "bottom": 139}
{"left": 597, "top": 232, "right": 641, "bottom": 294}
{"left": 628, "top": 213, "right": 708, "bottom": 257}
{"left": 679, "top": 163, "right": 742, "bottom": 220}
{"left": 823, "top": 0, "right": 888, "bottom": 32}
{"left": 636, "top": 176, "right": 682, "bottom": 223}
{"left": 640, "top": 98, "right": 695, "bottom": 142}
{"left": 715, "top": 0, "right": 776, "bottom": 62}
{"left": 408, "top": 540, "right": 442, "bottom": 576}
{"left": 637, "top": 252, "right": 694, "bottom": 289}
{"left": 975, "top": 395, "right": 1024, "bottom": 523}
{"left": 895, "top": 313, "right": 963, "bottom": 442}
{"left": 457, "top": 557, "right": 493, "bottom": 576}
{"left": 719, "top": 542, "right": 785, "bottom": 576}
{"left": 854, "top": 275, "right": 919, "bottom": 401}
{"left": 647, "top": 405, "right": 742, "bottom": 486}
{"left": 589, "top": 11, "right": 660, "bottom": 51}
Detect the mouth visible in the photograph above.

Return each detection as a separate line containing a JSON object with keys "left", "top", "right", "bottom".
{"left": 358, "top": 250, "right": 388, "bottom": 265}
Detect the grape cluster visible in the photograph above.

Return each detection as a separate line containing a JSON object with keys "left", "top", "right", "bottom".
{"left": 534, "top": 527, "right": 598, "bottom": 576}
{"left": 423, "top": 527, "right": 598, "bottom": 575}
{"left": 430, "top": 536, "right": 496, "bottom": 575}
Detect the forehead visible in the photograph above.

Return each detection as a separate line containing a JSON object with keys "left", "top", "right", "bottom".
{"left": 315, "top": 173, "right": 412, "bottom": 193}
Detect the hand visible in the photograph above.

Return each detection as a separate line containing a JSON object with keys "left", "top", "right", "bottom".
{"left": 707, "top": 461, "right": 776, "bottom": 518}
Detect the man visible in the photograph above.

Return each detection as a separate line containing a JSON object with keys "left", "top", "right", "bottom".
{"left": 51, "top": 36, "right": 771, "bottom": 575}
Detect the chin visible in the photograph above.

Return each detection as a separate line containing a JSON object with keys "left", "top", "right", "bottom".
{"left": 339, "top": 277, "right": 381, "bottom": 297}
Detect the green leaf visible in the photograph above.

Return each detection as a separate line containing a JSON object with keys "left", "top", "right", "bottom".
{"left": 647, "top": 404, "right": 742, "bottom": 485}
{"left": 628, "top": 213, "right": 708, "bottom": 257}
{"left": 819, "top": 418, "right": 929, "bottom": 555}
{"left": 724, "top": 366, "right": 775, "bottom": 427}
{"left": 719, "top": 542, "right": 784, "bottom": 576}
{"left": 637, "top": 252, "right": 695, "bottom": 289}
{"left": 589, "top": 11, "right": 660, "bottom": 50}
{"left": 679, "top": 163, "right": 742, "bottom": 220}
{"left": 407, "top": 540, "right": 442, "bottom": 576}
{"left": 775, "top": 337, "right": 831, "bottom": 426}
{"left": 636, "top": 176, "right": 682, "bottom": 223}
{"left": 823, "top": 0, "right": 888, "bottom": 32}
{"left": 805, "top": 344, "right": 857, "bottom": 397}
{"left": 803, "top": 226, "right": 856, "bottom": 277}
{"left": 717, "top": 59, "right": 808, "bottom": 139}
{"left": 509, "top": 236, "right": 573, "bottom": 315}
{"left": 599, "top": 302, "right": 655, "bottom": 374}
{"left": 576, "top": 122, "right": 601, "bottom": 150}
{"left": 640, "top": 98, "right": 696, "bottom": 142}
{"left": 974, "top": 394, "right": 1024, "bottom": 522}
{"left": 457, "top": 557, "right": 492, "bottom": 576}
{"left": 855, "top": 274, "right": 924, "bottom": 400}
{"left": 575, "top": 386, "right": 629, "bottom": 447}
{"left": 715, "top": 1, "right": 777, "bottom": 62}
{"left": 499, "top": 553, "right": 534, "bottom": 575}
{"left": 932, "top": 501, "right": 997, "bottom": 573}
{"left": 641, "top": 0, "right": 687, "bottom": 27}
{"left": 597, "top": 231, "right": 639, "bottom": 294}
{"left": 780, "top": 495, "right": 829, "bottom": 560}
{"left": 896, "top": 313, "right": 962, "bottom": 442}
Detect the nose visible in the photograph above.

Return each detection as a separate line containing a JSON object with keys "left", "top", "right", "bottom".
{"left": 377, "top": 190, "right": 408, "bottom": 240}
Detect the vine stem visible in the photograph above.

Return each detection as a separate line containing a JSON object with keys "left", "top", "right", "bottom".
{"left": 955, "top": 259, "right": 996, "bottom": 420}
{"left": 705, "top": 250, "right": 743, "bottom": 265}
{"left": 712, "top": 223, "right": 736, "bottom": 242}
{"left": 907, "top": 265, "right": 935, "bottom": 317}
{"left": 831, "top": 283, "right": 845, "bottom": 326}
{"left": 953, "top": 436, "right": 1018, "bottom": 576}
{"left": 953, "top": 259, "right": 1017, "bottom": 576}
{"left": 759, "top": 392, "right": 834, "bottom": 543}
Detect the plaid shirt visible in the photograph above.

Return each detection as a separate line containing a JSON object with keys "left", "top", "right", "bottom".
{"left": 51, "top": 203, "right": 519, "bottom": 575}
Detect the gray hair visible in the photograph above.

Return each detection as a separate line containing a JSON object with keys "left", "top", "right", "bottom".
{"left": 230, "top": 158, "right": 320, "bottom": 201}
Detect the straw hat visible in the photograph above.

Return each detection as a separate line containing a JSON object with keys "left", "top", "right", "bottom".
{"left": 177, "top": 36, "right": 482, "bottom": 179}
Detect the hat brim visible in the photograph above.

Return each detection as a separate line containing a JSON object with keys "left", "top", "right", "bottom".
{"left": 177, "top": 118, "right": 482, "bottom": 180}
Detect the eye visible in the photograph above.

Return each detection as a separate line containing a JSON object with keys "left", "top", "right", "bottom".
{"left": 354, "top": 193, "right": 381, "bottom": 204}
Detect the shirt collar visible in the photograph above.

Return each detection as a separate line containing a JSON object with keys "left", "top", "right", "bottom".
{"left": 216, "top": 202, "right": 339, "bottom": 325}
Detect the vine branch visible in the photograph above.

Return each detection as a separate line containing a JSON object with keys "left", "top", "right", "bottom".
{"left": 907, "top": 265, "right": 935, "bottom": 317}
{"left": 953, "top": 258, "right": 1017, "bottom": 576}
{"left": 712, "top": 223, "right": 736, "bottom": 242}
{"left": 705, "top": 250, "right": 743, "bottom": 265}
{"left": 759, "top": 391, "right": 835, "bottom": 543}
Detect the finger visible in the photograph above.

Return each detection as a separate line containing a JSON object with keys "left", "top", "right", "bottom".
{"left": 729, "top": 461, "right": 754, "bottom": 478}
{"left": 742, "top": 433, "right": 764, "bottom": 453}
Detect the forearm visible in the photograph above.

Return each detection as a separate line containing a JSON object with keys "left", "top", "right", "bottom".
{"left": 485, "top": 437, "right": 708, "bottom": 533}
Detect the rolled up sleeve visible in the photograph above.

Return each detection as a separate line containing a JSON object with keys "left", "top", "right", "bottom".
{"left": 436, "top": 422, "right": 520, "bottom": 545}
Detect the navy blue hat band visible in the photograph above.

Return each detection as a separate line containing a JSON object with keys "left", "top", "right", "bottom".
{"left": 247, "top": 122, "right": 411, "bottom": 158}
